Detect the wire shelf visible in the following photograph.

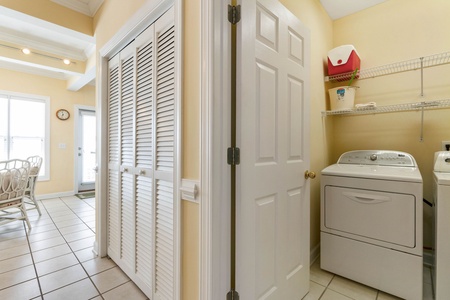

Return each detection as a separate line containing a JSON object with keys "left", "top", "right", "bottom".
{"left": 322, "top": 99, "right": 450, "bottom": 117}
{"left": 325, "top": 51, "right": 450, "bottom": 82}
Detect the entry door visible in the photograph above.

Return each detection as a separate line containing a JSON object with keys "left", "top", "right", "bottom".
{"left": 236, "top": 0, "right": 311, "bottom": 298}
{"left": 77, "top": 109, "right": 96, "bottom": 192}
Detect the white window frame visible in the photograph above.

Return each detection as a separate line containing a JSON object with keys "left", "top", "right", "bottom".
{"left": 0, "top": 90, "right": 50, "bottom": 181}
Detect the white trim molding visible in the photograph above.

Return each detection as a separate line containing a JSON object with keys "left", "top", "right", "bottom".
{"left": 51, "top": 0, "right": 104, "bottom": 17}
{"left": 310, "top": 243, "right": 320, "bottom": 266}
{"left": 200, "top": 0, "right": 232, "bottom": 298}
{"left": 36, "top": 191, "right": 76, "bottom": 200}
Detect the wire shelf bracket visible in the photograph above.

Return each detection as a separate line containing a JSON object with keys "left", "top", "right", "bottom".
{"left": 321, "top": 99, "right": 450, "bottom": 117}
{"left": 324, "top": 51, "right": 450, "bottom": 82}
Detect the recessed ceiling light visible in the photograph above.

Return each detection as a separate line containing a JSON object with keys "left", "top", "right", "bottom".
{"left": 22, "top": 48, "right": 31, "bottom": 55}
{"left": 63, "top": 59, "right": 71, "bottom": 65}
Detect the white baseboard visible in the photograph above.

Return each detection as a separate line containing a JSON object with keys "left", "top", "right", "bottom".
{"left": 36, "top": 191, "right": 76, "bottom": 200}
{"left": 313, "top": 242, "right": 434, "bottom": 268}
{"left": 423, "top": 249, "right": 434, "bottom": 267}
{"left": 310, "top": 243, "right": 320, "bottom": 266}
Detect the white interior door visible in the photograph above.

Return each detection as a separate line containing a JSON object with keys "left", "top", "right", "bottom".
{"left": 77, "top": 108, "right": 96, "bottom": 192}
{"left": 236, "top": 0, "right": 311, "bottom": 298}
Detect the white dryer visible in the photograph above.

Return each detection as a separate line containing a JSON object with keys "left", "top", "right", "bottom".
{"left": 321, "top": 150, "right": 423, "bottom": 300}
{"left": 433, "top": 151, "right": 450, "bottom": 299}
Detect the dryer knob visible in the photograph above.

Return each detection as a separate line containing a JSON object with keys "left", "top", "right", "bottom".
{"left": 370, "top": 154, "right": 378, "bottom": 161}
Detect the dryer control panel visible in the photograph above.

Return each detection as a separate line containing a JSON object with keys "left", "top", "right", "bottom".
{"left": 338, "top": 150, "right": 416, "bottom": 167}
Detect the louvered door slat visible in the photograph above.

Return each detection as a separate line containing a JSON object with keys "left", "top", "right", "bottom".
{"left": 136, "top": 37, "right": 153, "bottom": 170}
{"left": 121, "top": 55, "right": 135, "bottom": 167}
{"left": 107, "top": 57, "right": 121, "bottom": 257}
{"left": 119, "top": 46, "right": 136, "bottom": 269}
{"left": 155, "top": 22, "right": 175, "bottom": 173}
{"left": 153, "top": 11, "right": 176, "bottom": 299}
{"left": 135, "top": 24, "right": 154, "bottom": 295}
{"left": 108, "top": 170, "right": 120, "bottom": 252}
{"left": 136, "top": 176, "right": 153, "bottom": 283}
{"left": 155, "top": 179, "right": 174, "bottom": 300}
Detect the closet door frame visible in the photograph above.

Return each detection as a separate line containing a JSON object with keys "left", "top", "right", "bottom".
{"left": 96, "top": 0, "right": 182, "bottom": 298}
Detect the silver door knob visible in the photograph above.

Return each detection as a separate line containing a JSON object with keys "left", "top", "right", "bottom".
{"left": 304, "top": 170, "right": 316, "bottom": 179}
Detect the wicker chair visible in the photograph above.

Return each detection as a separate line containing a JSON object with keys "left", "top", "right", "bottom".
{"left": 0, "top": 159, "right": 32, "bottom": 230}
{"left": 24, "top": 156, "right": 43, "bottom": 215}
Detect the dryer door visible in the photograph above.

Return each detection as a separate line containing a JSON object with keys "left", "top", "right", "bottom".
{"left": 323, "top": 186, "right": 416, "bottom": 248}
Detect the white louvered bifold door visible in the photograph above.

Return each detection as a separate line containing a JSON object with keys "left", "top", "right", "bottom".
{"left": 134, "top": 23, "right": 154, "bottom": 296}
{"left": 106, "top": 6, "right": 177, "bottom": 300}
{"left": 107, "top": 54, "right": 121, "bottom": 260}
{"left": 119, "top": 42, "right": 136, "bottom": 272}
{"left": 154, "top": 10, "right": 176, "bottom": 300}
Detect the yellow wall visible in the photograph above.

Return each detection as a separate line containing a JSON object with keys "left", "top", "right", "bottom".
{"left": 94, "top": 1, "right": 200, "bottom": 299}
{"left": 0, "top": 69, "right": 96, "bottom": 195}
{"left": 0, "top": 0, "right": 93, "bottom": 35}
{"left": 181, "top": 0, "right": 200, "bottom": 299}
{"left": 331, "top": 0, "right": 450, "bottom": 248}
{"left": 279, "top": 0, "right": 333, "bottom": 253}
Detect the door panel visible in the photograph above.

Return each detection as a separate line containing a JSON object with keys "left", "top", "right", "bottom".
{"left": 237, "top": 0, "right": 311, "bottom": 298}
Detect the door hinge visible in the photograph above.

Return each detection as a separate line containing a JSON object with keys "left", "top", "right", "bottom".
{"left": 228, "top": 5, "right": 241, "bottom": 25}
{"left": 227, "top": 147, "right": 240, "bottom": 165}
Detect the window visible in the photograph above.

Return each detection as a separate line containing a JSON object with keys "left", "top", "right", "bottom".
{"left": 0, "top": 91, "right": 50, "bottom": 180}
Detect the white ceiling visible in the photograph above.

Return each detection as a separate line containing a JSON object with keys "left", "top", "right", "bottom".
{"left": 320, "top": 0, "right": 388, "bottom": 20}
{"left": 0, "top": 0, "right": 387, "bottom": 91}
{"left": 0, "top": 0, "right": 102, "bottom": 91}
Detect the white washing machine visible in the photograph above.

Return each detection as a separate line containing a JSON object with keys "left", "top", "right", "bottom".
{"left": 321, "top": 150, "right": 423, "bottom": 300}
{"left": 433, "top": 151, "right": 450, "bottom": 299}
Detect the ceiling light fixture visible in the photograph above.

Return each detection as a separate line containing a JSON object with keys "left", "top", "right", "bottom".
{"left": 0, "top": 43, "right": 76, "bottom": 66}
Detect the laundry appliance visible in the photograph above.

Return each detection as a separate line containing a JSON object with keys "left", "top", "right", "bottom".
{"left": 321, "top": 150, "right": 423, "bottom": 300}
{"left": 433, "top": 151, "right": 450, "bottom": 299}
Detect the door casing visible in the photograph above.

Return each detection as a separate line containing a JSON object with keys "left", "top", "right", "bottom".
{"left": 200, "top": 0, "right": 311, "bottom": 298}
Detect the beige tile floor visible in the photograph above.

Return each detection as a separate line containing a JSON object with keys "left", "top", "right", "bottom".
{"left": 0, "top": 196, "right": 148, "bottom": 300}
{"left": 305, "top": 258, "right": 434, "bottom": 300}
{"left": 0, "top": 196, "right": 435, "bottom": 300}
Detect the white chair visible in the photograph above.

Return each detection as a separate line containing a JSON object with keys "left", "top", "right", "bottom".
{"left": 24, "top": 156, "right": 43, "bottom": 215}
{"left": 0, "top": 159, "right": 32, "bottom": 230}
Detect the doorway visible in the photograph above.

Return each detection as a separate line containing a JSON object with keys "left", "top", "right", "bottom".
{"left": 76, "top": 107, "right": 96, "bottom": 192}
{"left": 201, "top": 0, "right": 311, "bottom": 298}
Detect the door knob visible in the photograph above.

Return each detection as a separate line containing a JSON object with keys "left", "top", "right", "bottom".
{"left": 304, "top": 170, "right": 316, "bottom": 179}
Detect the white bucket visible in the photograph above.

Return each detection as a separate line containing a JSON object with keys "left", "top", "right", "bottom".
{"left": 328, "top": 86, "right": 357, "bottom": 111}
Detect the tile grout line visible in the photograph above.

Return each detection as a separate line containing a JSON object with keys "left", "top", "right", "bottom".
{"left": 60, "top": 197, "right": 96, "bottom": 235}
{"left": 24, "top": 221, "right": 44, "bottom": 299}
{"left": 37, "top": 197, "right": 104, "bottom": 299}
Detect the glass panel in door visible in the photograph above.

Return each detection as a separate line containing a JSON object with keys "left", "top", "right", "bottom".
{"left": 78, "top": 109, "right": 96, "bottom": 192}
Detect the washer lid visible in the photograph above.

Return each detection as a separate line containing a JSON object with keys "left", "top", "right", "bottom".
{"left": 434, "top": 171, "right": 450, "bottom": 185}
{"left": 322, "top": 164, "right": 422, "bottom": 182}
{"left": 434, "top": 151, "right": 450, "bottom": 172}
